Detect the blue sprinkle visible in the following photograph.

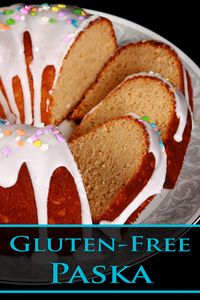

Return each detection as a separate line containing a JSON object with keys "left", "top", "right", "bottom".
{"left": 0, "top": 119, "right": 6, "bottom": 125}
{"left": 71, "top": 19, "right": 78, "bottom": 28}
{"left": 157, "top": 130, "right": 161, "bottom": 137}
{"left": 150, "top": 122, "right": 156, "bottom": 128}
{"left": 16, "top": 6, "right": 22, "bottom": 11}
{"left": 41, "top": 3, "right": 49, "bottom": 6}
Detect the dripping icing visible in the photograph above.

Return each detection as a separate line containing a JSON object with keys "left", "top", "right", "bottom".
{"left": 100, "top": 113, "right": 167, "bottom": 224}
{"left": 0, "top": 122, "right": 92, "bottom": 224}
{"left": 0, "top": 4, "right": 98, "bottom": 126}
{"left": 124, "top": 72, "right": 190, "bottom": 142}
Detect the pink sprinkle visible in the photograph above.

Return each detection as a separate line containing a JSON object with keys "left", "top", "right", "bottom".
{"left": 56, "top": 133, "right": 65, "bottom": 143}
{"left": 65, "top": 35, "right": 71, "bottom": 42}
{"left": 1, "top": 146, "right": 11, "bottom": 157}
{"left": 20, "top": 7, "right": 28, "bottom": 15}
{"left": 44, "top": 125, "right": 53, "bottom": 134}
{"left": 78, "top": 16, "right": 85, "bottom": 20}
{"left": 15, "top": 15, "right": 21, "bottom": 21}
{"left": 29, "top": 135, "right": 38, "bottom": 142}
{"left": 66, "top": 19, "right": 71, "bottom": 24}
{"left": 35, "top": 129, "right": 44, "bottom": 136}
{"left": 58, "top": 11, "right": 66, "bottom": 17}
{"left": 25, "top": 5, "right": 32, "bottom": 11}
{"left": 53, "top": 129, "right": 60, "bottom": 135}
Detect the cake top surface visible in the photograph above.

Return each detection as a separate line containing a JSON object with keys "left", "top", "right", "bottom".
{"left": 0, "top": 3, "right": 91, "bottom": 33}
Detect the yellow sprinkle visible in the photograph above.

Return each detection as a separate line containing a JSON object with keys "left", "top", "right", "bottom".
{"left": 51, "top": 6, "right": 59, "bottom": 12}
{"left": 33, "top": 140, "right": 42, "bottom": 147}
{"left": 3, "top": 130, "right": 12, "bottom": 136}
{"left": 0, "top": 22, "right": 11, "bottom": 30}
{"left": 18, "top": 140, "right": 25, "bottom": 147}
{"left": 16, "top": 129, "right": 26, "bottom": 136}
{"left": 57, "top": 4, "right": 66, "bottom": 8}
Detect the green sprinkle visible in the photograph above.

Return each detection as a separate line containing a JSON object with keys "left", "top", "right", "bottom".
{"left": 141, "top": 116, "right": 150, "bottom": 121}
{"left": 49, "top": 18, "right": 56, "bottom": 24}
{"left": 6, "top": 18, "right": 15, "bottom": 25}
{"left": 73, "top": 8, "right": 82, "bottom": 15}
{"left": 4, "top": 9, "right": 14, "bottom": 15}
{"left": 30, "top": 11, "right": 38, "bottom": 16}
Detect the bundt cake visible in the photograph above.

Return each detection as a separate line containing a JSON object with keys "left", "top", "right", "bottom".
{"left": 72, "top": 73, "right": 192, "bottom": 188}
{"left": 0, "top": 115, "right": 166, "bottom": 224}
{"left": 72, "top": 40, "right": 193, "bottom": 120}
{"left": 0, "top": 3, "right": 117, "bottom": 126}
{"left": 70, "top": 115, "right": 166, "bottom": 224}
{"left": 0, "top": 119, "right": 91, "bottom": 224}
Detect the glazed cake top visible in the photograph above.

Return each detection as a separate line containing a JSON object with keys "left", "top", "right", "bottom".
{"left": 0, "top": 4, "right": 97, "bottom": 126}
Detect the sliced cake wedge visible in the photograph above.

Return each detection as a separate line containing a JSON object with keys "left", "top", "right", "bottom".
{"left": 72, "top": 73, "right": 192, "bottom": 188}
{"left": 70, "top": 115, "right": 166, "bottom": 224}
{"left": 71, "top": 40, "right": 192, "bottom": 120}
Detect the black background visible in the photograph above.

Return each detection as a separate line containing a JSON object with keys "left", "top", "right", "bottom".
{"left": 0, "top": 0, "right": 200, "bottom": 296}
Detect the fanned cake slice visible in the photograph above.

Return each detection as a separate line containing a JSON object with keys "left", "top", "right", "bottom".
{"left": 72, "top": 40, "right": 192, "bottom": 120}
{"left": 73, "top": 73, "right": 192, "bottom": 188}
{"left": 0, "top": 4, "right": 117, "bottom": 126}
{"left": 70, "top": 115, "right": 166, "bottom": 224}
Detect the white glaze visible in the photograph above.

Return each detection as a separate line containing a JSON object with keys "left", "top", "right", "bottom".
{"left": 0, "top": 4, "right": 98, "bottom": 126}
{"left": 183, "top": 67, "right": 194, "bottom": 128}
{"left": 0, "top": 123, "right": 92, "bottom": 224}
{"left": 100, "top": 113, "right": 167, "bottom": 224}
{"left": 125, "top": 72, "right": 189, "bottom": 142}
{"left": 58, "top": 119, "right": 77, "bottom": 141}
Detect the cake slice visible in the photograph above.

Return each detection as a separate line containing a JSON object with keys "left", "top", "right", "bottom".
{"left": 71, "top": 40, "right": 189, "bottom": 120}
{"left": 72, "top": 73, "right": 192, "bottom": 188}
{"left": 70, "top": 115, "right": 166, "bottom": 224}
{"left": 0, "top": 4, "right": 117, "bottom": 126}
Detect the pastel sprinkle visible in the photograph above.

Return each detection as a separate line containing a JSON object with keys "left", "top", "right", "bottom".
{"left": 33, "top": 140, "right": 42, "bottom": 148}
{"left": 66, "top": 19, "right": 71, "bottom": 24}
{"left": 52, "top": 129, "right": 60, "bottom": 135}
{"left": 15, "top": 136, "right": 21, "bottom": 142}
{"left": 26, "top": 137, "right": 34, "bottom": 143}
{"left": 3, "top": 130, "right": 12, "bottom": 136}
{"left": 15, "top": 15, "right": 21, "bottom": 21}
{"left": 43, "top": 125, "right": 53, "bottom": 134}
{"left": 78, "top": 16, "right": 85, "bottom": 20}
{"left": 0, "top": 22, "right": 11, "bottom": 30}
{"left": 71, "top": 19, "right": 78, "bottom": 28}
{"left": 58, "top": 11, "right": 66, "bottom": 17}
{"left": 20, "top": 8, "right": 28, "bottom": 15}
{"left": 41, "top": 16, "right": 49, "bottom": 23}
{"left": 40, "top": 143, "right": 49, "bottom": 151}
{"left": 73, "top": 8, "right": 82, "bottom": 15}
{"left": 0, "top": 133, "right": 4, "bottom": 138}
{"left": 51, "top": 6, "right": 59, "bottom": 12}
{"left": 1, "top": 146, "right": 11, "bottom": 157}
{"left": 35, "top": 129, "right": 43, "bottom": 136}
{"left": 4, "top": 9, "right": 14, "bottom": 15}
{"left": 56, "top": 133, "right": 65, "bottom": 143}
{"left": 141, "top": 116, "right": 150, "bottom": 121}
{"left": 0, "top": 119, "right": 7, "bottom": 125}
{"left": 20, "top": 16, "right": 26, "bottom": 21}
{"left": 64, "top": 33, "right": 74, "bottom": 42}
{"left": 6, "top": 18, "right": 15, "bottom": 25}
{"left": 57, "top": 4, "right": 67, "bottom": 8}
{"left": 16, "top": 129, "right": 26, "bottom": 136}
{"left": 30, "top": 12, "right": 38, "bottom": 16}
{"left": 49, "top": 18, "right": 56, "bottom": 24}
{"left": 18, "top": 140, "right": 25, "bottom": 147}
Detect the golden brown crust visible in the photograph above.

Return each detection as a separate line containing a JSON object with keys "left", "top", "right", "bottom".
{"left": 0, "top": 164, "right": 82, "bottom": 224}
